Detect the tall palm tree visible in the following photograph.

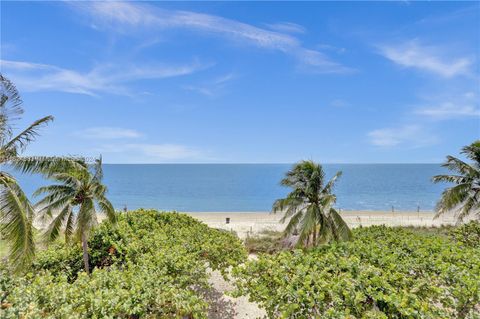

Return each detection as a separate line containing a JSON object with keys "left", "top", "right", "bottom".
{"left": 273, "top": 160, "right": 351, "bottom": 247}
{"left": 0, "top": 74, "right": 53, "bottom": 270}
{"left": 33, "top": 156, "right": 116, "bottom": 273}
{"left": 433, "top": 141, "right": 480, "bottom": 221}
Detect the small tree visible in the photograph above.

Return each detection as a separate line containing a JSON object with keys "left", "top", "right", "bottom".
{"left": 273, "top": 160, "right": 351, "bottom": 247}
{"left": 34, "top": 157, "right": 116, "bottom": 273}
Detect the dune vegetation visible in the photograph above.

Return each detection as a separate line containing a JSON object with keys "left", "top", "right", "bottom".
{"left": 1, "top": 210, "right": 247, "bottom": 318}
{"left": 234, "top": 224, "right": 480, "bottom": 318}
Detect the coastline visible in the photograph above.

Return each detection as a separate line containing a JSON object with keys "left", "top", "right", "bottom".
{"left": 90, "top": 210, "right": 459, "bottom": 240}
{"left": 185, "top": 210, "right": 457, "bottom": 238}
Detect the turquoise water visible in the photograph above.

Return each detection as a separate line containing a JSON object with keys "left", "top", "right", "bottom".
{"left": 12, "top": 164, "right": 448, "bottom": 212}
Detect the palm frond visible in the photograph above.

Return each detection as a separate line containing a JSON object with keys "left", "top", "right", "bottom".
{"left": 461, "top": 140, "right": 480, "bottom": 164}
{"left": 329, "top": 208, "right": 352, "bottom": 241}
{"left": 435, "top": 183, "right": 470, "bottom": 218}
{"left": 0, "top": 75, "right": 23, "bottom": 140}
{"left": 432, "top": 174, "right": 467, "bottom": 184}
{"left": 323, "top": 171, "right": 342, "bottom": 195}
{"left": 92, "top": 155, "right": 104, "bottom": 181}
{"left": 96, "top": 195, "right": 116, "bottom": 223}
{"left": 43, "top": 205, "right": 72, "bottom": 243}
{"left": 297, "top": 205, "right": 317, "bottom": 247}
{"left": 12, "top": 156, "right": 87, "bottom": 178}
{"left": 0, "top": 175, "right": 35, "bottom": 271}
{"left": 457, "top": 196, "right": 478, "bottom": 222}
{"left": 64, "top": 210, "right": 75, "bottom": 244}
{"left": 33, "top": 184, "right": 75, "bottom": 197}
{"left": 283, "top": 209, "right": 304, "bottom": 236}
{"left": 3, "top": 116, "right": 53, "bottom": 156}
{"left": 440, "top": 156, "right": 478, "bottom": 177}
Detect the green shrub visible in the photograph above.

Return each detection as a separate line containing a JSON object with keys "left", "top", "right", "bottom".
{"left": 449, "top": 221, "right": 480, "bottom": 248}
{"left": 1, "top": 210, "right": 247, "bottom": 318}
{"left": 233, "top": 226, "right": 480, "bottom": 318}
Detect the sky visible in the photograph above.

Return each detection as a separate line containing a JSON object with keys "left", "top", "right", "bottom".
{"left": 1, "top": 1, "right": 479, "bottom": 163}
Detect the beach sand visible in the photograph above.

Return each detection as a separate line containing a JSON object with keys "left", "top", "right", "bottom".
{"left": 186, "top": 211, "right": 457, "bottom": 239}
{"left": 92, "top": 210, "right": 457, "bottom": 240}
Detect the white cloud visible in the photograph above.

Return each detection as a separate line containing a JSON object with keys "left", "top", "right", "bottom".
{"left": 265, "top": 22, "right": 306, "bottom": 34}
{"left": 75, "top": 127, "right": 143, "bottom": 139}
{"left": 378, "top": 40, "right": 472, "bottom": 77}
{"left": 183, "top": 73, "right": 236, "bottom": 97}
{"left": 413, "top": 90, "right": 480, "bottom": 120}
{"left": 71, "top": 2, "right": 351, "bottom": 74}
{"left": 368, "top": 125, "right": 438, "bottom": 147}
{"left": 0, "top": 59, "right": 209, "bottom": 96}
{"left": 415, "top": 102, "right": 479, "bottom": 119}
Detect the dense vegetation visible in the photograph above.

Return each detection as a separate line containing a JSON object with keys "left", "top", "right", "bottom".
{"left": 0, "top": 210, "right": 247, "bottom": 318}
{"left": 233, "top": 225, "right": 480, "bottom": 318}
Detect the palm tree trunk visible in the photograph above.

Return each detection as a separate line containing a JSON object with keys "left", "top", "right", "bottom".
{"left": 81, "top": 233, "right": 90, "bottom": 274}
{"left": 312, "top": 228, "right": 317, "bottom": 246}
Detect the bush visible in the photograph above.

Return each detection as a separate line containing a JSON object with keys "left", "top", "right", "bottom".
{"left": 233, "top": 226, "right": 480, "bottom": 318}
{"left": 1, "top": 210, "right": 247, "bottom": 318}
{"left": 449, "top": 221, "right": 480, "bottom": 248}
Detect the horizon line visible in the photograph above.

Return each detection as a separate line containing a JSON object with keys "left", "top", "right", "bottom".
{"left": 99, "top": 162, "right": 444, "bottom": 165}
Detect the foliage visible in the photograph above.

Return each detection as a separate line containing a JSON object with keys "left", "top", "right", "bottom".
{"left": 401, "top": 225, "right": 453, "bottom": 238}
{"left": 0, "top": 75, "right": 53, "bottom": 271}
{"left": 1, "top": 210, "right": 247, "bottom": 318}
{"left": 233, "top": 226, "right": 480, "bottom": 318}
{"left": 273, "top": 160, "right": 352, "bottom": 247}
{"left": 32, "top": 156, "right": 116, "bottom": 273}
{"left": 244, "top": 230, "right": 285, "bottom": 254}
{"left": 433, "top": 140, "right": 480, "bottom": 221}
{"left": 449, "top": 221, "right": 480, "bottom": 248}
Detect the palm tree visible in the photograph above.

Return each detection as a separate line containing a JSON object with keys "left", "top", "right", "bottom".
{"left": 433, "top": 141, "right": 480, "bottom": 222}
{"left": 273, "top": 160, "right": 351, "bottom": 247}
{"left": 0, "top": 74, "right": 53, "bottom": 270}
{"left": 33, "top": 156, "right": 116, "bottom": 273}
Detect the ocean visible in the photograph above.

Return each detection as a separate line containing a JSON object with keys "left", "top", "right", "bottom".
{"left": 11, "top": 164, "right": 449, "bottom": 212}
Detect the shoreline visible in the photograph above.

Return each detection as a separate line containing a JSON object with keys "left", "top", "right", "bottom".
{"left": 185, "top": 210, "right": 457, "bottom": 238}
{"left": 91, "top": 210, "right": 459, "bottom": 240}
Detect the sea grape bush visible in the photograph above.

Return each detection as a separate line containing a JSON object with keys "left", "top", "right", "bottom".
{"left": 1, "top": 210, "right": 247, "bottom": 318}
{"left": 233, "top": 226, "right": 480, "bottom": 318}
{"left": 449, "top": 221, "right": 480, "bottom": 248}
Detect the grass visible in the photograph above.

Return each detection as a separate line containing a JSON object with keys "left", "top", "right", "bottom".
{"left": 244, "top": 229, "right": 285, "bottom": 254}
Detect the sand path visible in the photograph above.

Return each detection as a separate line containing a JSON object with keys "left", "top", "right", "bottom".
{"left": 205, "top": 268, "right": 265, "bottom": 319}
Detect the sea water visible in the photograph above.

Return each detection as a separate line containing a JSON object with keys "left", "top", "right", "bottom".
{"left": 12, "top": 164, "right": 448, "bottom": 212}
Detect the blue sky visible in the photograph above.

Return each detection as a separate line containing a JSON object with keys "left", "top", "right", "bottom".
{"left": 1, "top": 1, "right": 479, "bottom": 163}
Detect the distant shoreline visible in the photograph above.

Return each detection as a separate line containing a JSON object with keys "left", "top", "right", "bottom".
{"left": 183, "top": 210, "right": 457, "bottom": 238}
{"left": 90, "top": 210, "right": 457, "bottom": 240}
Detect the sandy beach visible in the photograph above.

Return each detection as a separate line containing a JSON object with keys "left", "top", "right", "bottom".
{"left": 92, "top": 210, "right": 458, "bottom": 240}
{"left": 186, "top": 211, "right": 457, "bottom": 238}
